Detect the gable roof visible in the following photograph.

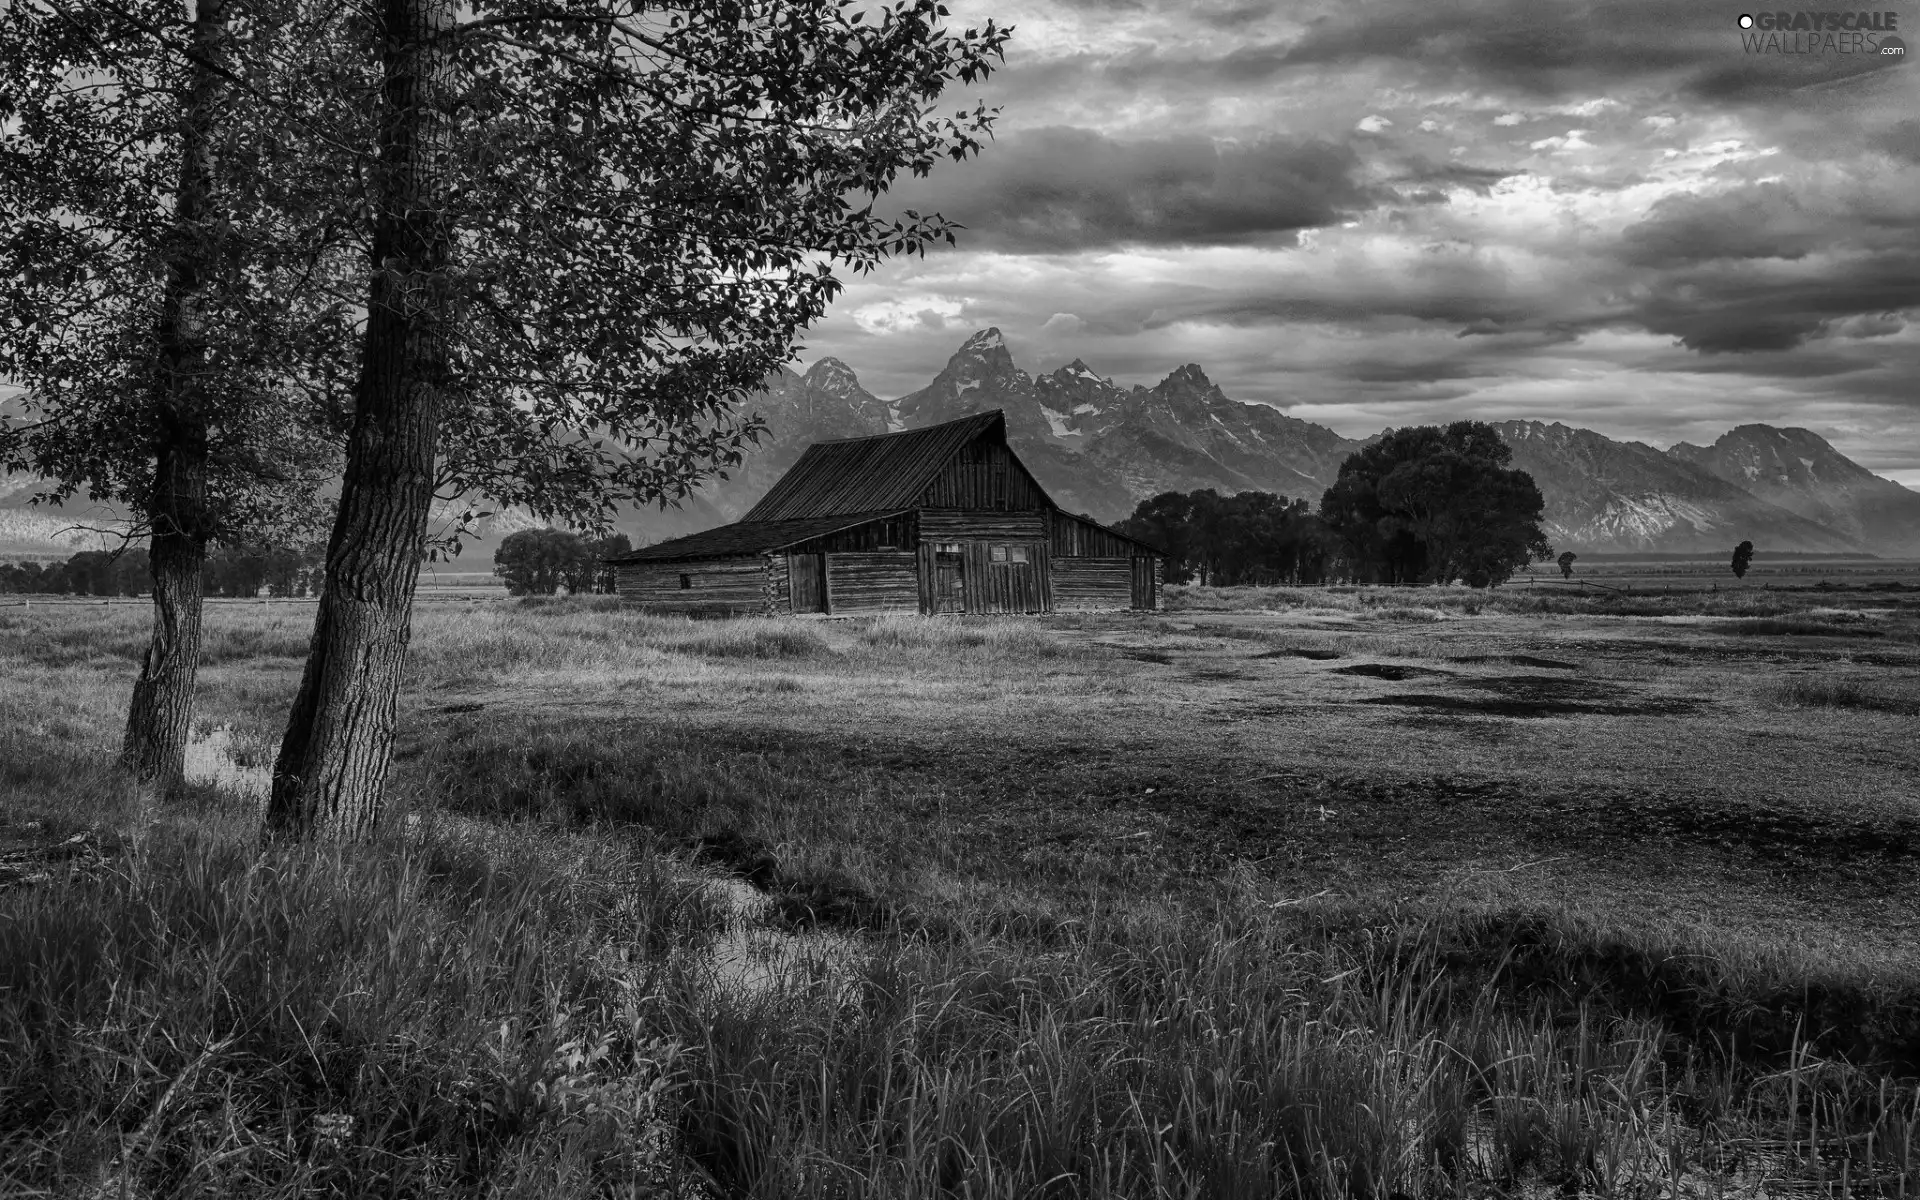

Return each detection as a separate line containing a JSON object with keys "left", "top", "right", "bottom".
{"left": 605, "top": 510, "right": 912, "bottom": 563}
{"left": 741, "top": 410, "right": 1025, "bottom": 522}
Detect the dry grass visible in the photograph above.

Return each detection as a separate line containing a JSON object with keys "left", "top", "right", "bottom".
{"left": 1760, "top": 675, "right": 1920, "bottom": 716}
{"left": 4, "top": 589, "right": 1920, "bottom": 1197}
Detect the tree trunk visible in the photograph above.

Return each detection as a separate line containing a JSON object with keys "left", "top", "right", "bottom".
{"left": 122, "top": 471, "right": 208, "bottom": 791}
{"left": 120, "top": 0, "right": 225, "bottom": 793}
{"left": 264, "top": 0, "right": 456, "bottom": 841}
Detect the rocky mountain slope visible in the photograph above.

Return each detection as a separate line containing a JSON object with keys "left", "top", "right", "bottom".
{"left": 5, "top": 334, "right": 1916, "bottom": 560}
{"left": 1669, "top": 425, "right": 1920, "bottom": 556}
{"left": 1492, "top": 421, "right": 1870, "bottom": 555}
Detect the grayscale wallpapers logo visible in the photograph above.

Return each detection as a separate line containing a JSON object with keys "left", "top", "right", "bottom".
{"left": 1736, "top": 10, "right": 1907, "bottom": 58}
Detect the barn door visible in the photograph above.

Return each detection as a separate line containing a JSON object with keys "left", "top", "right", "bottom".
{"left": 788, "top": 553, "right": 827, "bottom": 613}
{"left": 1130, "top": 557, "right": 1156, "bottom": 610}
{"left": 935, "top": 552, "right": 965, "bottom": 614}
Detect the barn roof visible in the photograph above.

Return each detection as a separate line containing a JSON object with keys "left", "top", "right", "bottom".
{"left": 605, "top": 509, "right": 912, "bottom": 563}
{"left": 606, "top": 409, "right": 1166, "bottom": 565}
{"left": 741, "top": 410, "right": 1023, "bottom": 522}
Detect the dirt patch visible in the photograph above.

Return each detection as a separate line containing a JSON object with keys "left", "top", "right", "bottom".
{"left": 1252, "top": 647, "right": 1341, "bottom": 661}
{"left": 1329, "top": 663, "right": 1450, "bottom": 681}
{"left": 1121, "top": 649, "right": 1175, "bottom": 664}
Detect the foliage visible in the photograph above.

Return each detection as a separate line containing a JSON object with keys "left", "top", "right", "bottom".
{"left": 1119, "top": 489, "right": 1337, "bottom": 585}
{"left": 1320, "top": 421, "right": 1554, "bottom": 587}
{"left": 493, "top": 529, "right": 630, "bottom": 595}
{"left": 0, "top": 551, "right": 149, "bottom": 596}
{"left": 1732, "top": 540, "right": 1756, "bottom": 579}
{"left": 366, "top": 0, "right": 1017, "bottom": 543}
{"left": 0, "top": 0, "right": 353, "bottom": 548}
{"left": 1558, "top": 550, "right": 1578, "bottom": 580}
{"left": 0, "top": 544, "right": 326, "bottom": 597}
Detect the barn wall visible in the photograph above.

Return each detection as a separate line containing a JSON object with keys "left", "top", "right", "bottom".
{"left": 1050, "top": 511, "right": 1145, "bottom": 558}
{"left": 824, "top": 551, "right": 920, "bottom": 613}
{"left": 783, "top": 513, "right": 917, "bottom": 555}
{"left": 962, "top": 541, "right": 1048, "bottom": 613}
{"left": 1051, "top": 557, "right": 1134, "bottom": 611}
{"left": 770, "top": 554, "right": 791, "bottom": 613}
{"left": 920, "top": 510, "right": 1047, "bottom": 543}
{"left": 919, "top": 438, "right": 1049, "bottom": 511}
{"left": 616, "top": 558, "right": 771, "bottom": 614}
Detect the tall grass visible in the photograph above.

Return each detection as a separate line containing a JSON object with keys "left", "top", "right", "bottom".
{"left": 0, "top": 812, "right": 726, "bottom": 1197}
{"left": 7, "top": 596, "right": 1920, "bottom": 1197}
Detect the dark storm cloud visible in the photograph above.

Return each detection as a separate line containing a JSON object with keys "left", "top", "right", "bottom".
{"left": 1618, "top": 185, "right": 1826, "bottom": 266}
{"left": 1871, "top": 119, "right": 1920, "bottom": 163}
{"left": 1278, "top": 0, "right": 1896, "bottom": 99}
{"left": 1630, "top": 249, "right": 1920, "bottom": 353}
{"left": 1666, "top": 353, "right": 1877, "bottom": 378}
{"left": 886, "top": 127, "right": 1373, "bottom": 251}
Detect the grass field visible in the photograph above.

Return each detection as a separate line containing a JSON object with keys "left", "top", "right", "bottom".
{"left": 3, "top": 583, "right": 1919, "bottom": 1198}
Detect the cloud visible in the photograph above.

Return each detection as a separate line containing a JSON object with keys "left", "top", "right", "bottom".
{"left": 1618, "top": 184, "right": 1824, "bottom": 266}
{"left": 882, "top": 126, "right": 1373, "bottom": 252}
{"left": 849, "top": 295, "right": 968, "bottom": 336}
{"left": 1629, "top": 250, "right": 1920, "bottom": 353}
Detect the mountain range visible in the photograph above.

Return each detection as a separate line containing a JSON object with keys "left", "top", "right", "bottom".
{"left": 5, "top": 329, "right": 1918, "bottom": 560}
{"left": 642, "top": 328, "right": 1920, "bottom": 558}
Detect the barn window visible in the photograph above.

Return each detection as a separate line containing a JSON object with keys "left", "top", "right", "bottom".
{"left": 936, "top": 542, "right": 961, "bottom": 554}
{"left": 678, "top": 573, "right": 691, "bottom": 590}
{"left": 1009, "top": 546, "right": 1029, "bottom": 564}
{"left": 990, "top": 544, "right": 1008, "bottom": 563}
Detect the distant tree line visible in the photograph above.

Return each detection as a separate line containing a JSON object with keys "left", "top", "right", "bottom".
{"left": 1119, "top": 491, "right": 1338, "bottom": 585}
{"left": 1120, "top": 421, "right": 1557, "bottom": 588}
{"left": 493, "top": 530, "right": 633, "bottom": 596}
{"left": 0, "top": 545, "right": 325, "bottom": 597}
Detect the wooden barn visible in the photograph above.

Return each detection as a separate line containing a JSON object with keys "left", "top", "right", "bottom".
{"left": 606, "top": 411, "right": 1162, "bottom": 616}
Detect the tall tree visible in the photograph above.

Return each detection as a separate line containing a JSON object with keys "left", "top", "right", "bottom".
{"left": 1731, "top": 540, "right": 1754, "bottom": 579}
{"left": 265, "top": 0, "right": 1012, "bottom": 839}
{"left": 1321, "top": 422, "right": 1553, "bottom": 587}
{"left": 0, "top": 0, "right": 354, "bottom": 790}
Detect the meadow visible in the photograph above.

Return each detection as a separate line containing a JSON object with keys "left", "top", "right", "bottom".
{"left": 2, "top": 582, "right": 1918, "bottom": 1198}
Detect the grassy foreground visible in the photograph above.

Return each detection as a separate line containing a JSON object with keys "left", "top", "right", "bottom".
{"left": 3, "top": 585, "right": 1919, "bottom": 1198}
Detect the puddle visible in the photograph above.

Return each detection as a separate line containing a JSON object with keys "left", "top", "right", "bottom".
{"left": 1449, "top": 654, "right": 1579, "bottom": 670}
{"left": 1363, "top": 693, "right": 1700, "bottom": 718}
{"left": 699, "top": 876, "right": 864, "bottom": 1000}
{"left": 184, "top": 726, "right": 270, "bottom": 806}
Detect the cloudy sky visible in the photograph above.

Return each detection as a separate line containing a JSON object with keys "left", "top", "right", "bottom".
{"left": 792, "top": 0, "right": 1920, "bottom": 485}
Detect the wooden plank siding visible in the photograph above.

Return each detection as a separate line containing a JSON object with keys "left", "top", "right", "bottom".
{"left": 824, "top": 552, "right": 920, "bottom": 613}
{"left": 1050, "top": 511, "right": 1146, "bottom": 558}
{"left": 781, "top": 512, "right": 918, "bottom": 555}
{"left": 787, "top": 553, "right": 825, "bottom": 613}
{"left": 617, "top": 558, "right": 772, "bottom": 615}
{"left": 1050, "top": 557, "right": 1134, "bottom": 611}
{"left": 961, "top": 541, "right": 1048, "bottom": 613}
{"left": 919, "top": 439, "right": 1051, "bottom": 510}
{"left": 919, "top": 510, "right": 1046, "bottom": 542}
